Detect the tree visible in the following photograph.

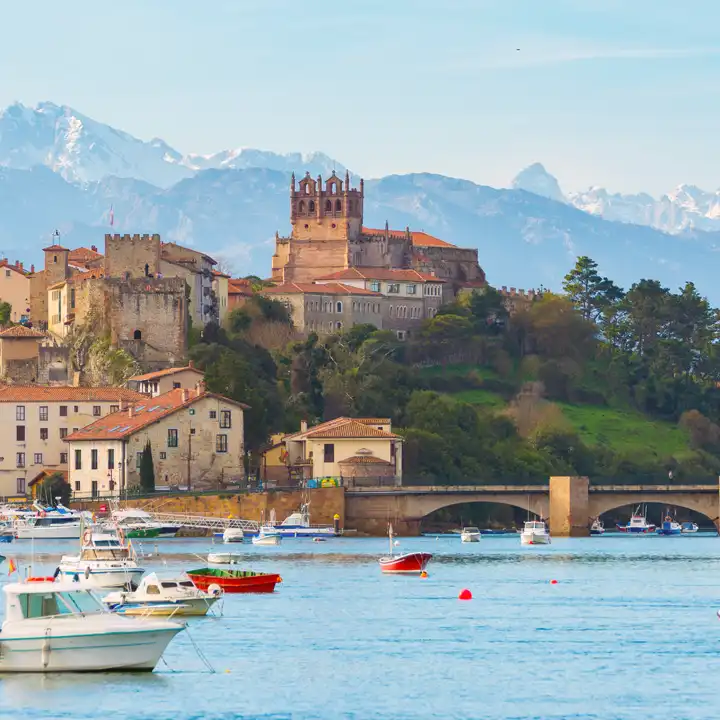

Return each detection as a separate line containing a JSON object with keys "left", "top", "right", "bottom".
{"left": 38, "top": 471, "right": 71, "bottom": 506}
{"left": 0, "top": 301, "right": 11, "bottom": 326}
{"left": 563, "top": 256, "right": 622, "bottom": 322}
{"left": 139, "top": 440, "right": 155, "bottom": 493}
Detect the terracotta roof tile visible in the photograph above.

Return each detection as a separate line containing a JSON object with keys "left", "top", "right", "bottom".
{"left": 129, "top": 365, "right": 204, "bottom": 382}
{"left": 42, "top": 244, "right": 69, "bottom": 252}
{"left": 66, "top": 388, "right": 249, "bottom": 441}
{"left": 264, "top": 282, "right": 381, "bottom": 297}
{"left": 286, "top": 416, "right": 398, "bottom": 440}
{"left": 362, "top": 227, "right": 457, "bottom": 248}
{"left": 0, "top": 385, "right": 145, "bottom": 403}
{"left": 338, "top": 455, "right": 393, "bottom": 465}
{"left": 0, "top": 326, "right": 45, "bottom": 338}
{"left": 315, "top": 267, "right": 443, "bottom": 283}
{"left": 0, "top": 260, "right": 29, "bottom": 277}
{"left": 68, "top": 247, "right": 104, "bottom": 263}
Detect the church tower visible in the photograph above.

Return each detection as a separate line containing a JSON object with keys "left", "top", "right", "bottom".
{"left": 290, "top": 170, "right": 364, "bottom": 242}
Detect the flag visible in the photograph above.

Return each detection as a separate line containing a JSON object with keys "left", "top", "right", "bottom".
{"left": 7, "top": 558, "right": 17, "bottom": 575}
{"left": 109, "top": 205, "right": 114, "bottom": 227}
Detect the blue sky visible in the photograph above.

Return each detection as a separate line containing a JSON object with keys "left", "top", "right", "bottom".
{"left": 2, "top": 0, "right": 720, "bottom": 195}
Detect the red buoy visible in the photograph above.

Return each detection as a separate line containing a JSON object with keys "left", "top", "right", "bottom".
{"left": 458, "top": 588, "right": 472, "bottom": 600}
{"left": 550, "top": 579, "right": 558, "bottom": 584}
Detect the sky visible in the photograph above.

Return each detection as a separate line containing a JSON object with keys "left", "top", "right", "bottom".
{"left": 2, "top": 0, "right": 720, "bottom": 195}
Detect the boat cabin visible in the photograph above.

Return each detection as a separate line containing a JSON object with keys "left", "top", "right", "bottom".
{"left": 80, "top": 533, "right": 133, "bottom": 561}
{"left": 3, "top": 582, "right": 105, "bottom": 623}
{"left": 524, "top": 521, "right": 547, "bottom": 531}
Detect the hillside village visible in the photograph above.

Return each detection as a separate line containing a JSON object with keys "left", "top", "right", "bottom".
{"left": 0, "top": 171, "right": 538, "bottom": 501}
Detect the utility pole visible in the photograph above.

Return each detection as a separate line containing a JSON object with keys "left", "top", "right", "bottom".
{"left": 187, "top": 428, "right": 192, "bottom": 492}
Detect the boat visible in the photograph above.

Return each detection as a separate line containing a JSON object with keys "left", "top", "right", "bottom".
{"left": 0, "top": 578, "right": 183, "bottom": 672}
{"left": 104, "top": 508, "right": 180, "bottom": 538}
{"left": 681, "top": 522, "right": 699, "bottom": 534}
{"left": 378, "top": 525, "right": 432, "bottom": 574}
{"left": 187, "top": 568, "right": 282, "bottom": 594}
{"left": 124, "top": 527, "right": 161, "bottom": 539}
{"left": 590, "top": 518, "right": 605, "bottom": 535}
{"left": 103, "top": 573, "right": 222, "bottom": 616}
{"left": 460, "top": 527, "right": 481, "bottom": 543}
{"left": 260, "top": 503, "right": 338, "bottom": 538}
{"left": 57, "top": 529, "right": 145, "bottom": 588}
{"left": 222, "top": 528, "right": 246, "bottom": 543}
{"left": 0, "top": 530, "right": 13, "bottom": 543}
{"left": 208, "top": 551, "right": 245, "bottom": 565}
{"left": 520, "top": 520, "right": 551, "bottom": 545}
{"left": 617, "top": 506, "right": 656, "bottom": 534}
{"left": 656, "top": 515, "right": 682, "bottom": 536}
{"left": 252, "top": 530, "right": 281, "bottom": 546}
{"left": 14, "top": 502, "right": 91, "bottom": 540}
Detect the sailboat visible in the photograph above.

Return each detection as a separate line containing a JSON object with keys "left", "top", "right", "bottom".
{"left": 378, "top": 525, "right": 432, "bottom": 574}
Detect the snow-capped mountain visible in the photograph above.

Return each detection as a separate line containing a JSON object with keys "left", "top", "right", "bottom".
{"left": 511, "top": 162, "right": 566, "bottom": 204}
{"left": 0, "top": 101, "right": 345, "bottom": 189}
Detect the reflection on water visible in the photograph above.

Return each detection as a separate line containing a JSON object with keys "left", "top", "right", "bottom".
{"left": 1, "top": 535, "right": 720, "bottom": 719}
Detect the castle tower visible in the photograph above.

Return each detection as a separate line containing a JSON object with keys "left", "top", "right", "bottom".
{"left": 290, "top": 170, "right": 363, "bottom": 242}
{"left": 43, "top": 231, "right": 70, "bottom": 285}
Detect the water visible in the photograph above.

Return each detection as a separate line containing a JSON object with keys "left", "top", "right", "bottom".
{"left": 1, "top": 534, "right": 719, "bottom": 720}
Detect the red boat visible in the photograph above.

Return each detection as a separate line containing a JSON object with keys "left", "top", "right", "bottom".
{"left": 378, "top": 525, "right": 432, "bottom": 574}
{"left": 187, "top": 568, "right": 282, "bottom": 593}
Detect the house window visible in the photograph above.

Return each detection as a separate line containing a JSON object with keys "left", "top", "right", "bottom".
{"left": 16, "top": 478, "right": 25, "bottom": 494}
{"left": 190, "top": 428, "right": 196, "bottom": 436}
{"left": 133, "top": 329, "right": 142, "bottom": 340}
{"left": 309, "top": 200, "right": 315, "bottom": 212}
{"left": 390, "top": 441, "right": 396, "bottom": 460}
{"left": 16, "top": 453, "right": 25, "bottom": 468}
{"left": 39, "top": 406, "right": 48, "bottom": 421}
{"left": 336, "top": 322, "right": 342, "bottom": 330}
{"left": 209, "top": 410, "right": 217, "bottom": 419}
{"left": 335, "top": 199, "right": 342, "bottom": 212}
{"left": 75, "top": 481, "right": 80, "bottom": 491}
{"left": 336, "top": 301, "right": 343, "bottom": 313}
{"left": 370, "top": 281, "right": 380, "bottom": 292}
{"left": 110, "top": 405, "right": 119, "bottom": 413}
{"left": 15, "top": 405, "right": 25, "bottom": 421}
{"left": 108, "top": 449, "right": 115, "bottom": 469}
{"left": 323, "top": 444, "right": 335, "bottom": 463}
{"left": 70, "top": 288, "right": 75, "bottom": 309}
{"left": 91, "top": 449, "right": 98, "bottom": 470}
{"left": 396, "top": 330, "right": 407, "bottom": 341}
{"left": 60, "top": 452, "right": 68, "bottom": 464}
{"left": 407, "top": 284, "right": 417, "bottom": 295}
{"left": 173, "top": 381, "right": 181, "bottom": 389}
{"left": 168, "top": 429, "right": 178, "bottom": 448}
{"left": 59, "top": 428, "right": 68, "bottom": 439}
{"left": 40, "top": 428, "right": 49, "bottom": 440}
{"left": 220, "top": 410, "right": 232, "bottom": 429}
{"left": 160, "top": 452, "right": 167, "bottom": 460}
{"left": 74, "top": 405, "right": 79, "bottom": 413}
{"left": 387, "top": 283, "right": 400, "bottom": 294}
{"left": 325, "top": 199, "right": 332, "bottom": 212}
{"left": 4, "top": 270, "right": 9, "bottom": 278}
{"left": 216, "top": 434, "right": 228, "bottom": 453}
{"left": 16, "top": 426, "right": 25, "bottom": 442}
{"left": 34, "top": 453, "right": 42, "bottom": 465}
{"left": 74, "top": 449, "right": 82, "bottom": 470}
{"left": 59, "top": 406, "right": 67, "bottom": 417}
{"left": 92, "top": 405, "right": 101, "bottom": 417}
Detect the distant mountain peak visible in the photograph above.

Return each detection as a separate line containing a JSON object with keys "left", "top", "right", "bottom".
{"left": 511, "top": 163, "right": 566, "bottom": 203}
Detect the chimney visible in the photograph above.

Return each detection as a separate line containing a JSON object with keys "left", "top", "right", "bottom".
{"left": 30, "top": 264, "right": 35, "bottom": 273}
{"left": 188, "top": 360, "right": 194, "bottom": 369}
{"left": 300, "top": 420, "right": 308, "bottom": 433}
{"left": 182, "top": 388, "right": 189, "bottom": 403}
{"left": 195, "top": 379, "right": 206, "bottom": 396}
{"left": 128, "top": 406, "right": 134, "bottom": 418}
{"left": 91, "top": 245, "right": 97, "bottom": 252}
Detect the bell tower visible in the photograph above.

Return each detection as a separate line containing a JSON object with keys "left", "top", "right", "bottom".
{"left": 290, "top": 170, "right": 363, "bottom": 242}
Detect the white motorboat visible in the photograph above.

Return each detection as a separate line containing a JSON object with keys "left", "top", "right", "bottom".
{"left": 616, "top": 505, "right": 656, "bottom": 534}
{"left": 520, "top": 520, "right": 551, "bottom": 545}
{"left": 0, "top": 578, "right": 183, "bottom": 672}
{"left": 14, "top": 502, "right": 91, "bottom": 540}
{"left": 222, "top": 528, "right": 246, "bottom": 543}
{"left": 207, "top": 551, "right": 244, "bottom": 565}
{"left": 260, "top": 503, "right": 337, "bottom": 538}
{"left": 252, "top": 530, "right": 282, "bottom": 546}
{"left": 681, "top": 522, "right": 699, "bottom": 534}
{"left": 460, "top": 527, "right": 481, "bottom": 543}
{"left": 103, "top": 573, "right": 222, "bottom": 616}
{"left": 590, "top": 518, "right": 605, "bottom": 535}
{"left": 105, "top": 508, "right": 180, "bottom": 538}
{"left": 57, "top": 529, "right": 145, "bottom": 588}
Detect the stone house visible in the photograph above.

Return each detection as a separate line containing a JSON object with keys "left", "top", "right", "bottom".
{"left": 0, "top": 385, "right": 146, "bottom": 498}
{"left": 0, "top": 259, "right": 31, "bottom": 324}
{"left": 0, "top": 326, "right": 46, "bottom": 383}
{"left": 126, "top": 364, "right": 205, "bottom": 397}
{"left": 227, "top": 278, "right": 254, "bottom": 313}
{"left": 66, "top": 387, "right": 248, "bottom": 498}
{"left": 281, "top": 417, "right": 403, "bottom": 486}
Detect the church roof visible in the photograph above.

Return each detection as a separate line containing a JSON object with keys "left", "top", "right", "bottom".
{"left": 362, "top": 227, "right": 457, "bottom": 248}
{"left": 315, "top": 267, "right": 444, "bottom": 283}
{"left": 264, "top": 282, "right": 381, "bottom": 296}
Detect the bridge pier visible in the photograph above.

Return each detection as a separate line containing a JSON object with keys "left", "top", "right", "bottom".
{"left": 549, "top": 476, "right": 589, "bottom": 537}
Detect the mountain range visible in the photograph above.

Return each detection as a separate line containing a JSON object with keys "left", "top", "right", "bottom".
{"left": 1, "top": 101, "right": 719, "bottom": 302}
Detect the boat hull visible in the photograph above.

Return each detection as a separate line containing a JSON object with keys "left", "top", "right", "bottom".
{"left": 107, "top": 597, "right": 217, "bottom": 616}
{"left": 378, "top": 552, "right": 432, "bottom": 574}
{"left": 520, "top": 532, "right": 551, "bottom": 545}
{"left": 252, "top": 534, "right": 281, "bottom": 546}
{"left": 616, "top": 525, "right": 656, "bottom": 534}
{"left": 15, "top": 524, "right": 82, "bottom": 540}
{"left": 57, "top": 565, "right": 146, "bottom": 589}
{"left": 0, "top": 623, "right": 182, "bottom": 672}
{"left": 187, "top": 568, "right": 281, "bottom": 593}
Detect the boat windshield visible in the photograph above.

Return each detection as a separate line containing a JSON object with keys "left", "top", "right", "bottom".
{"left": 525, "top": 522, "right": 545, "bottom": 530}
{"left": 18, "top": 590, "right": 103, "bottom": 618}
{"left": 80, "top": 548, "right": 128, "bottom": 561}
{"left": 464, "top": 528, "right": 480, "bottom": 533}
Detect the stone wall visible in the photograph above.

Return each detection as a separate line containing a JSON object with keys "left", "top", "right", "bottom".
{"left": 105, "top": 234, "right": 161, "bottom": 279}
{"left": 284, "top": 238, "right": 350, "bottom": 283}
{"left": 1, "top": 357, "right": 38, "bottom": 383}
{"left": 37, "top": 346, "right": 71, "bottom": 384}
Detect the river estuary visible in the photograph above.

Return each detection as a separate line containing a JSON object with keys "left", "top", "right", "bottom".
{"left": 1, "top": 534, "right": 719, "bottom": 720}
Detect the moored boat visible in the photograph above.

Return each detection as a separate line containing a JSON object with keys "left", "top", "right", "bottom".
{"left": 208, "top": 551, "right": 245, "bottom": 565}
{"left": 590, "top": 518, "right": 605, "bottom": 535}
{"left": 103, "top": 573, "right": 222, "bottom": 616}
{"left": 0, "top": 578, "right": 183, "bottom": 672}
{"left": 187, "top": 568, "right": 282, "bottom": 594}
{"left": 378, "top": 525, "right": 432, "bottom": 574}
{"left": 252, "top": 530, "right": 281, "bottom": 546}
{"left": 681, "top": 522, "right": 699, "bottom": 534}
{"left": 460, "top": 527, "right": 481, "bottom": 543}
{"left": 104, "top": 508, "right": 180, "bottom": 539}
{"left": 222, "top": 528, "right": 246, "bottom": 543}
{"left": 520, "top": 520, "right": 551, "bottom": 545}
{"left": 260, "top": 503, "right": 338, "bottom": 538}
{"left": 657, "top": 515, "right": 682, "bottom": 536}
{"left": 617, "top": 506, "right": 655, "bottom": 534}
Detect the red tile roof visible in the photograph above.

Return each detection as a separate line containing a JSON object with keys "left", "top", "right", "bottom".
{"left": 69, "top": 247, "right": 104, "bottom": 264}
{"left": 228, "top": 279, "right": 254, "bottom": 296}
{"left": 264, "top": 282, "right": 382, "bottom": 297}
{"left": 315, "top": 267, "right": 443, "bottom": 283}
{"left": 338, "top": 455, "right": 392, "bottom": 465}
{"left": 287, "top": 416, "right": 398, "bottom": 440}
{"left": 362, "top": 227, "right": 457, "bottom": 248}
{"left": 129, "top": 365, "right": 204, "bottom": 383}
{"left": 0, "top": 326, "right": 45, "bottom": 339}
{"left": 0, "top": 260, "right": 29, "bottom": 277}
{"left": 42, "top": 244, "right": 69, "bottom": 252}
{"left": 0, "top": 385, "right": 145, "bottom": 402}
{"left": 66, "top": 388, "right": 249, "bottom": 441}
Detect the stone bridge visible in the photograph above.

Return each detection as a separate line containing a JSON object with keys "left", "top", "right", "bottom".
{"left": 344, "top": 477, "right": 720, "bottom": 536}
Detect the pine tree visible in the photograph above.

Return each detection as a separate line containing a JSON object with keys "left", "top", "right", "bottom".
{"left": 139, "top": 440, "right": 155, "bottom": 493}
{"left": 563, "top": 256, "right": 622, "bottom": 322}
